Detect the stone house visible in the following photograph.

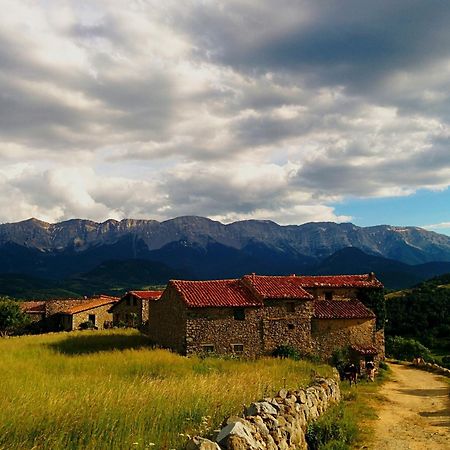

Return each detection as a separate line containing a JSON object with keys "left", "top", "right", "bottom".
{"left": 109, "top": 290, "right": 162, "bottom": 328}
{"left": 58, "top": 295, "right": 119, "bottom": 331}
{"left": 147, "top": 273, "right": 384, "bottom": 362}
{"left": 20, "top": 295, "right": 118, "bottom": 332}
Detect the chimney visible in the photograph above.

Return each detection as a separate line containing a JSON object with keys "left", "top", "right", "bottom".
{"left": 290, "top": 274, "right": 296, "bottom": 277}
{"left": 251, "top": 272, "right": 256, "bottom": 281}
{"left": 368, "top": 272, "right": 375, "bottom": 281}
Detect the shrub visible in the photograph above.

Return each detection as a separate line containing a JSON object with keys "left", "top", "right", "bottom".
{"left": 386, "top": 336, "right": 432, "bottom": 361}
{"left": 441, "top": 356, "right": 450, "bottom": 369}
{"left": 272, "top": 345, "right": 300, "bottom": 360}
{"left": 330, "top": 347, "right": 350, "bottom": 379}
{"left": 79, "top": 320, "right": 95, "bottom": 330}
{"left": 0, "top": 299, "right": 30, "bottom": 336}
{"left": 379, "top": 361, "right": 388, "bottom": 371}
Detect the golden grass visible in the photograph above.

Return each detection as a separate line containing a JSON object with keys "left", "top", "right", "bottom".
{"left": 0, "top": 330, "right": 332, "bottom": 450}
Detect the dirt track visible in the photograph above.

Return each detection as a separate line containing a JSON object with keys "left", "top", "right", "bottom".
{"left": 369, "top": 364, "right": 449, "bottom": 449}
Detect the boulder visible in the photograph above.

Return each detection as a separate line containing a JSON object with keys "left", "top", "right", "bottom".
{"left": 245, "top": 401, "right": 278, "bottom": 417}
{"left": 216, "top": 421, "right": 259, "bottom": 449}
{"left": 186, "top": 436, "right": 221, "bottom": 450}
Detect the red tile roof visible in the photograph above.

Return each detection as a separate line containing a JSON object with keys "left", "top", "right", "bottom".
{"left": 129, "top": 290, "right": 163, "bottom": 300}
{"left": 19, "top": 301, "right": 46, "bottom": 314}
{"left": 242, "top": 275, "right": 313, "bottom": 300}
{"left": 313, "top": 300, "right": 375, "bottom": 319}
{"left": 297, "top": 274, "right": 383, "bottom": 288}
{"left": 61, "top": 295, "right": 119, "bottom": 315}
{"left": 351, "top": 345, "right": 378, "bottom": 355}
{"left": 170, "top": 279, "right": 261, "bottom": 308}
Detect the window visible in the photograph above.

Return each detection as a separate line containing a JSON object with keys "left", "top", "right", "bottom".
{"left": 325, "top": 291, "right": 333, "bottom": 301}
{"left": 201, "top": 344, "right": 215, "bottom": 353}
{"left": 233, "top": 308, "right": 245, "bottom": 321}
{"left": 286, "top": 302, "right": 295, "bottom": 313}
{"left": 288, "top": 323, "right": 295, "bottom": 330}
{"left": 231, "top": 344, "right": 244, "bottom": 354}
{"left": 133, "top": 297, "right": 138, "bottom": 306}
{"left": 88, "top": 314, "right": 96, "bottom": 325}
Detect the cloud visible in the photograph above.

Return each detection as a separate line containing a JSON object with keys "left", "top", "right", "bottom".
{"left": 0, "top": 1, "right": 450, "bottom": 224}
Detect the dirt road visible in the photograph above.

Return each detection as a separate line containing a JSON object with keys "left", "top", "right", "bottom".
{"left": 369, "top": 364, "right": 449, "bottom": 449}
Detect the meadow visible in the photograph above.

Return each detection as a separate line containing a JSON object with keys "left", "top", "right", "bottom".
{"left": 0, "top": 329, "right": 333, "bottom": 450}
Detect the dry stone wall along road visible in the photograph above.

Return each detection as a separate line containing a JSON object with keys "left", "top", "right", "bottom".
{"left": 370, "top": 363, "right": 449, "bottom": 450}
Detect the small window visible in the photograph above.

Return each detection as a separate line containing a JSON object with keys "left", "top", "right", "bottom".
{"left": 233, "top": 308, "right": 245, "bottom": 321}
{"left": 232, "top": 344, "right": 244, "bottom": 354}
{"left": 288, "top": 323, "right": 295, "bottom": 330}
{"left": 201, "top": 344, "right": 215, "bottom": 353}
{"left": 88, "top": 314, "right": 96, "bottom": 325}
{"left": 325, "top": 291, "right": 333, "bottom": 301}
{"left": 286, "top": 302, "right": 295, "bottom": 313}
{"left": 133, "top": 297, "right": 138, "bottom": 306}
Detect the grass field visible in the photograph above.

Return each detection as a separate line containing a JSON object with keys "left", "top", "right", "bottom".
{"left": 0, "top": 329, "right": 333, "bottom": 450}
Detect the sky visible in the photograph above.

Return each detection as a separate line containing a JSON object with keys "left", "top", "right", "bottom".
{"left": 1, "top": 1, "right": 450, "bottom": 235}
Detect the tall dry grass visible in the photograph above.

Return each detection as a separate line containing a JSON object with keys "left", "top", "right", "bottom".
{"left": 0, "top": 330, "right": 332, "bottom": 449}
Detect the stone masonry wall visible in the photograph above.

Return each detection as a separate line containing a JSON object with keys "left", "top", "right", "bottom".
{"left": 187, "top": 374, "right": 341, "bottom": 450}
{"left": 185, "top": 300, "right": 313, "bottom": 358}
{"left": 112, "top": 295, "right": 144, "bottom": 326}
{"left": 70, "top": 303, "right": 114, "bottom": 330}
{"left": 311, "top": 318, "right": 376, "bottom": 359}
{"left": 307, "top": 287, "right": 359, "bottom": 301}
{"left": 147, "top": 285, "right": 187, "bottom": 353}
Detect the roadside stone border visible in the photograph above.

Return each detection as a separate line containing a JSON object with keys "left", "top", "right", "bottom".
{"left": 413, "top": 361, "right": 450, "bottom": 378}
{"left": 186, "top": 373, "right": 341, "bottom": 450}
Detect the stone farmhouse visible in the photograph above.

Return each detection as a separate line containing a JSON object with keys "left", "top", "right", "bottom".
{"left": 20, "top": 295, "right": 119, "bottom": 332}
{"left": 147, "top": 273, "right": 384, "bottom": 362}
{"left": 109, "top": 290, "right": 162, "bottom": 328}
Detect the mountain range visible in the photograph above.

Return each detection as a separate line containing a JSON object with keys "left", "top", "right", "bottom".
{"left": 1, "top": 216, "right": 450, "bottom": 297}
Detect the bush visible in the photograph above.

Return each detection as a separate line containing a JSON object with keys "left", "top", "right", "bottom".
{"left": 0, "top": 299, "right": 30, "bottom": 336}
{"left": 330, "top": 347, "right": 350, "bottom": 379}
{"left": 441, "top": 356, "right": 450, "bottom": 369}
{"left": 386, "top": 336, "right": 432, "bottom": 361}
{"left": 379, "top": 361, "right": 388, "bottom": 371}
{"left": 272, "top": 345, "right": 300, "bottom": 360}
{"left": 79, "top": 320, "right": 95, "bottom": 330}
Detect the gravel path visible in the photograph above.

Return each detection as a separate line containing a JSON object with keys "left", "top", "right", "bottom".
{"left": 369, "top": 363, "right": 449, "bottom": 449}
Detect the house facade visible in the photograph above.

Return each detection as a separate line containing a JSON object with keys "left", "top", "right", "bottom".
{"left": 59, "top": 296, "right": 119, "bottom": 331}
{"left": 147, "top": 273, "right": 384, "bottom": 361}
{"left": 109, "top": 290, "right": 162, "bottom": 328}
{"left": 20, "top": 295, "right": 118, "bottom": 332}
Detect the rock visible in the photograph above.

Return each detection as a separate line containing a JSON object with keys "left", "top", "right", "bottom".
{"left": 250, "top": 416, "right": 270, "bottom": 437}
{"left": 277, "top": 389, "right": 288, "bottom": 399}
{"left": 186, "top": 436, "right": 221, "bottom": 450}
{"left": 216, "top": 422, "right": 259, "bottom": 449}
{"left": 245, "top": 401, "right": 278, "bottom": 417}
{"left": 297, "top": 390, "right": 307, "bottom": 404}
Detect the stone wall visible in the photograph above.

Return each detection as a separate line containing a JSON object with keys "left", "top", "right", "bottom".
{"left": 311, "top": 318, "right": 376, "bottom": 359}
{"left": 147, "top": 285, "right": 187, "bottom": 353}
{"left": 307, "top": 287, "right": 359, "bottom": 301}
{"left": 69, "top": 303, "right": 115, "bottom": 330}
{"left": 187, "top": 374, "right": 341, "bottom": 450}
{"left": 185, "top": 300, "right": 313, "bottom": 358}
{"left": 111, "top": 295, "right": 144, "bottom": 327}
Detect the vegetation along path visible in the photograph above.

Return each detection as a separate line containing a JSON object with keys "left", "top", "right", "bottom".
{"left": 369, "top": 363, "right": 449, "bottom": 449}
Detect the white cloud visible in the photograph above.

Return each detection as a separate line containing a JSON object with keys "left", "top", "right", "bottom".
{"left": 1, "top": 1, "right": 450, "bottom": 224}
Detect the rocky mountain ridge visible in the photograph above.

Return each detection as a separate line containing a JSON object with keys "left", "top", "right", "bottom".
{"left": 1, "top": 216, "right": 450, "bottom": 265}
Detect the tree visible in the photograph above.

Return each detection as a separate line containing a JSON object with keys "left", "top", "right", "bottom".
{"left": 0, "top": 298, "right": 30, "bottom": 336}
{"left": 358, "top": 289, "right": 386, "bottom": 330}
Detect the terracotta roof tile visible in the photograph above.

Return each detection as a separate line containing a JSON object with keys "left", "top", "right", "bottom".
{"left": 129, "top": 290, "right": 163, "bottom": 300}
{"left": 297, "top": 274, "right": 383, "bottom": 288}
{"left": 19, "top": 301, "right": 46, "bottom": 314}
{"left": 242, "top": 275, "right": 313, "bottom": 300}
{"left": 61, "top": 295, "right": 119, "bottom": 315}
{"left": 313, "top": 300, "right": 375, "bottom": 319}
{"left": 170, "top": 279, "right": 261, "bottom": 308}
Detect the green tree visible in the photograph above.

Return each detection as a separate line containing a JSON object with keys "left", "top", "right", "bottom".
{"left": 0, "top": 298, "right": 30, "bottom": 336}
{"left": 358, "top": 289, "right": 386, "bottom": 330}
